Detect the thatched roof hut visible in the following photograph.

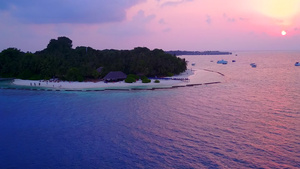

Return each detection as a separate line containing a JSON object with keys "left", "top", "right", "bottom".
{"left": 103, "top": 71, "right": 127, "bottom": 82}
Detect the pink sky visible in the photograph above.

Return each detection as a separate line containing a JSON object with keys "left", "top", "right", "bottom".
{"left": 0, "top": 0, "right": 300, "bottom": 52}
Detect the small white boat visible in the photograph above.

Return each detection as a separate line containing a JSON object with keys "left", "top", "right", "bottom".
{"left": 250, "top": 63, "right": 257, "bottom": 68}
{"left": 295, "top": 62, "right": 300, "bottom": 66}
{"left": 217, "top": 59, "right": 228, "bottom": 64}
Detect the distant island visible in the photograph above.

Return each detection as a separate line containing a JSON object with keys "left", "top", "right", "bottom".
{"left": 0, "top": 37, "right": 187, "bottom": 82}
{"left": 166, "top": 50, "right": 232, "bottom": 56}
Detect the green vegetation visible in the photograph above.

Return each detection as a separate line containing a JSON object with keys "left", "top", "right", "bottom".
{"left": 0, "top": 37, "right": 187, "bottom": 81}
{"left": 125, "top": 75, "right": 137, "bottom": 83}
{"left": 127, "top": 74, "right": 139, "bottom": 81}
{"left": 66, "top": 68, "right": 84, "bottom": 82}
{"left": 141, "top": 75, "right": 151, "bottom": 83}
{"left": 154, "top": 80, "right": 160, "bottom": 83}
{"left": 140, "top": 75, "right": 147, "bottom": 80}
{"left": 142, "top": 78, "right": 151, "bottom": 83}
{"left": 167, "top": 72, "right": 174, "bottom": 77}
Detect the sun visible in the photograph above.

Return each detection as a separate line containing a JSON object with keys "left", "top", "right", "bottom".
{"left": 281, "top": 30, "right": 287, "bottom": 36}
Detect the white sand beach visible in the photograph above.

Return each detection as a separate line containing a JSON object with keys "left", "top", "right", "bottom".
{"left": 12, "top": 69, "right": 224, "bottom": 90}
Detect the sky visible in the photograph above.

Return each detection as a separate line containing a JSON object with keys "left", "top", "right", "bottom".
{"left": 0, "top": 0, "right": 300, "bottom": 52}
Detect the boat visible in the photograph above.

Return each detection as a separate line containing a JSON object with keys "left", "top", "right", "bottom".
{"left": 295, "top": 62, "right": 300, "bottom": 66}
{"left": 250, "top": 63, "right": 257, "bottom": 68}
{"left": 191, "top": 63, "right": 196, "bottom": 66}
{"left": 217, "top": 59, "right": 228, "bottom": 64}
{"left": 232, "top": 60, "right": 236, "bottom": 62}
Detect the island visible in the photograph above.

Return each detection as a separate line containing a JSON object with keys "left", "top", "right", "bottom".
{"left": 0, "top": 37, "right": 225, "bottom": 91}
{"left": 166, "top": 50, "right": 232, "bottom": 56}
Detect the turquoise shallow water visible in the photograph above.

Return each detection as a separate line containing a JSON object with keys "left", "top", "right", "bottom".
{"left": 1, "top": 51, "right": 300, "bottom": 168}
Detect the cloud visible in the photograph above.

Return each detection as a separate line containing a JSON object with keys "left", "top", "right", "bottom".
{"left": 206, "top": 15, "right": 211, "bottom": 24}
{"left": 227, "top": 18, "right": 235, "bottom": 22}
{"left": 134, "top": 10, "right": 156, "bottom": 23}
{"left": 161, "top": 0, "right": 193, "bottom": 7}
{"left": 239, "top": 17, "right": 249, "bottom": 21}
{"left": 162, "top": 28, "right": 171, "bottom": 32}
{"left": 0, "top": 0, "right": 145, "bottom": 24}
{"left": 98, "top": 10, "right": 156, "bottom": 37}
{"left": 223, "top": 13, "right": 235, "bottom": 22}
{"left": 159, "top": 19, "right": 166, "bottom": 24}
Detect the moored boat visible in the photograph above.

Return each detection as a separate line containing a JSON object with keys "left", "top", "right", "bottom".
{"left": 250, "top": 63, "right": 257, "bottom": 68}
{"left": 295, "top": 62, "right": 300, "bottom": 66}
{"left": 217, "top": 59, "right": 228, "bottom": 64}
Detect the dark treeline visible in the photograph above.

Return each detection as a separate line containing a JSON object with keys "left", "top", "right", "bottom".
{"left": 0, "top": 37, "right": 187, "bottom": 81}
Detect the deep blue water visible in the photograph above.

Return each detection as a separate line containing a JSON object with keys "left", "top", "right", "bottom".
{"left": 1, "top": 51, "right": 300, "bottom": 168}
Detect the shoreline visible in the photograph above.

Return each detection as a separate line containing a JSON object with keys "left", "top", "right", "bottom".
{"left": 3, "top": 69, "right": 224, "bottom": 91}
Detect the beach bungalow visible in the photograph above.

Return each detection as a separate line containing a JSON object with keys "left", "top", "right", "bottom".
{"left": 103, "top": 71, "right": 127, "bottom": 82}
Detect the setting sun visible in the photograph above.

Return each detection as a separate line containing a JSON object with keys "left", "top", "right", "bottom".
{"left": 281, "top": 30, "right": 287, "bottom": 36}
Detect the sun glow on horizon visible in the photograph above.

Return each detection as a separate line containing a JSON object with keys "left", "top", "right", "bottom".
{"left": 257, "top": 0, "right": 300, "bottom": 18}
{"left": 253, "top": 0, "right": 300, "bottom": 26}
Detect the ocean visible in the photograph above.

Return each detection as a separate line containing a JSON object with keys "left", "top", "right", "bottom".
{"left": 0, "top": 51, "right": 299, "bottom": 168}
